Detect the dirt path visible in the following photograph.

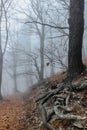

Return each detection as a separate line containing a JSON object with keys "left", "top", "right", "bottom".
{"left": 0, "top": 93, "right": 27, "bottom": 130}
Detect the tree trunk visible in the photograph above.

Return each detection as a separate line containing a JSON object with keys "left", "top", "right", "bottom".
{"left": 0, "top": 48, "right": 3, "bottom": 100}
{"left": 68, "top": 0, "right": 85, "bottom": 79}
{"left": 0, "top": 9, "right": 3, "bottom": 100}
{"left": 40, "top": 25, "right": 45, "bottom": 81}
{"left": 12, "top": 49, "right": 18, "bottom": 93}
{"left": 14, "top": 73, "right": 18, "bottom": 93}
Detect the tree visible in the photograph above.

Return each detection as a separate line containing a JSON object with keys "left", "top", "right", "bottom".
{"left": 0, "top": 0, "right": 14, "bottom": 99}
{"left": 4, "top": 48, "right": 18, "bottom": 93}
{"left": 11, "top": 47, "right": 18, "bottom": 93}
{"left": 68, "top": 0, "right": 85, "bottom": 79}
{"left": 22, "top": 0, "right": 69, "bottom": 81}
{"left": 0, "top": 0, "right": 8, "bottom": 100}
{"left": 0, "top": 0, "right": 14, "bottom": 100}
{"left": 23, "top": 0, "right": 48, "bottom": 81}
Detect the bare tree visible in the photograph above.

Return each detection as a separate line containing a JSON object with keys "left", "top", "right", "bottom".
{"left": 11, "top": 47, "right": 18, "bottom": 92}
{"left": 0, "top": 0, "right": 13, "bottom": 100}
{"left": 21, "top": 0, "right": 49, "bottom": 81}
{"left": 19, "top": 0, "right": 69, "bottom": 81}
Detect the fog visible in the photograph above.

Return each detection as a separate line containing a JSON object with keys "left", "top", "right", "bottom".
{"left": 0, "top": 0, "right": 87, "bottom": 96}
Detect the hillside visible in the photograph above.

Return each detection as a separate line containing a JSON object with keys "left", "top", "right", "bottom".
{"left": 24, "top": 72, "right": 87, "bottom": 130}
{"left": 0, "top": 72, "right": 87, "bottom": 130}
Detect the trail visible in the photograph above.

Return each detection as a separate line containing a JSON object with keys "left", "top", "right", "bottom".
{"left": 0, "top": 93, "right": 27, "bottom": 130}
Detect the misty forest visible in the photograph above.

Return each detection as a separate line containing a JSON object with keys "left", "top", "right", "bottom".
{"left": 0, "top": 0, "right": 87, "bottom": 130}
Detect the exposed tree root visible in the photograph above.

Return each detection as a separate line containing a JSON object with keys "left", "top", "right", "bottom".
{"left": 73, "top": 122, "right": 87, "bottom": 129}
{"left": 36, "top": 92, "right": 50, "bottom": 102}
{"left": 36, "top": 83, "right": 65, "bottom": 105}
{"left": 36, "top": 81, "right": 87, "bottom": 130}
{"left": 71, "top": 80, "right": 87, "bottom": 91}
{"left": 54, "top": 105, "right": 86, "bottom": 120}
{"left": 39, "top": 104, "right": 55, "bottom": 130}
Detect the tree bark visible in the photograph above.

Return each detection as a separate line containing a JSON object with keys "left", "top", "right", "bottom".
{"left": 0, "top": 45, "right": 3, "bottom": 100}
{"left": 0, "top": 5, "right": 3, "bottom": 100}
{"left": 68, "top": 0, "right": 85, "bottom": 79}
{"left": 13, "top": 51, "right": 18, "bottom": 93}
{"left": 40, "top": 25, "right": 45, "bottom": 81}
{"left": 14, "top": 73, "right": 18, "bottom": 93}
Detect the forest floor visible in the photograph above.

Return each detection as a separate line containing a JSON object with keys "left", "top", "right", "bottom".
{"left": 0, "top": 72, "right": 87, "bottom": 130}
{"left": 0, "top": 89, "right": 42, "bottom": 130}
{"left": 0, "top": 93, "right": 27, "bottom": 130}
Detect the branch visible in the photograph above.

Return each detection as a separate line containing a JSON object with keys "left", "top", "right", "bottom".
{"left": 25, "top": 21, "right": 69, "bottom": 30}
{"left": 48, "top": 34, "right": 68, "bottom": 39}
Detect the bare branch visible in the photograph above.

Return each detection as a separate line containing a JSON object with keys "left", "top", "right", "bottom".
{"left": 25, "top": 21, "right": 69, "bottom": 30}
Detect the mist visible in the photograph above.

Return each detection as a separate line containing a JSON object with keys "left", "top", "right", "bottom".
{"left": 0, "top": 0, "right": 87, "bottom": 96}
